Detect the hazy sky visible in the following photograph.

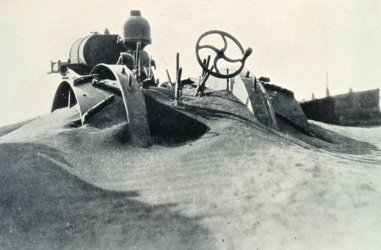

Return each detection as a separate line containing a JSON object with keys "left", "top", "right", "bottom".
{"left": 0, "top": 0, "right": 380, "bottom": 126}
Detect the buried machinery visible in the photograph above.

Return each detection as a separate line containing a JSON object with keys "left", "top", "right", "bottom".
{"left": 50, "top": 10, "right": 315, "bottom": 147}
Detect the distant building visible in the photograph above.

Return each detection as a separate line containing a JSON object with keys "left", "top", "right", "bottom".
{"left": 301, "top": 88, "right": 381, "bottom": 126}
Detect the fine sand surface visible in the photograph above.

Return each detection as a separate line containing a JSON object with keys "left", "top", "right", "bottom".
{"left": 1, "top": 102, "right": 381, "bottom": 249}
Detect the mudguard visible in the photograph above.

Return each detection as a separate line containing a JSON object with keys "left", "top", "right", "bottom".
{"left": 51, "top": 64, "right": 151, "bottom": 147}
{"left": 52, "top": 79, "right": 111, "bottom": 124}
{"left": 91, "top": 64, "right": 151, "bottom": 147}
{"left": 204, "top": 68, "right": 278, "bottom": 129}
{"left": 229, "top": 70, "right": 279, "bottom": 130}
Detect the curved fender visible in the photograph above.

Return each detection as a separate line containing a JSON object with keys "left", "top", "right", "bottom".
{"left": 52, "top": 65, "right": 152, "bottom": 147}
{"left": 226, "top": 70, "right": 278, "bottom": 130}
{"left": 91, "top": 64, "right": 152, "bottom": 147}
{"left": 51, "top": 79, "right": 113, "bottom": 124}
{"left": 204, "top": 67, "right": 278, "bottom": 130}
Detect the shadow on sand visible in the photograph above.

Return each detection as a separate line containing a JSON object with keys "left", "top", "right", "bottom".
{"left": 0, "top": 143, "right": 215, "bottom": 250}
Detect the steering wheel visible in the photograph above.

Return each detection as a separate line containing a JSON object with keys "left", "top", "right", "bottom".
{"left": 196, "top": 30, "right": 253, "bottom": 79}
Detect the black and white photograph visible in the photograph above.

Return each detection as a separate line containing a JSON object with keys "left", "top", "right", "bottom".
{"left": 0, "top": 1, "right": 380, "bottom": 249}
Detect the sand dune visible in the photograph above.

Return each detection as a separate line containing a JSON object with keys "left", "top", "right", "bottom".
{"left": 0, "top": 140, "right": 213, "bottom": 250}
{"left": 0, "top": 106, "right": 380, "bottom": 249}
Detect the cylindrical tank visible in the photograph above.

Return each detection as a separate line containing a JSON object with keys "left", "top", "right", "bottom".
{"left": 123, "top": 10, "right": 151, "bottom": 46}
{"left": 69, "top": 34, "right": 125, "bottom": 68}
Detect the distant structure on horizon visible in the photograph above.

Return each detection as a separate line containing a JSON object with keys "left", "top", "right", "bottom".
{"left": 301, "top": 88, "right": 381, "bottom": 127}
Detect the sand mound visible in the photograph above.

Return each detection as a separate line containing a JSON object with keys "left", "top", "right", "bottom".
{"left": 0, "top": 142, "right": 214, "bottom": 250}
{"left": 0, "top": 118, "right": 38, "bottom": 137}
{"left": 0, "top": 104, "right": 380, "bottom": 249}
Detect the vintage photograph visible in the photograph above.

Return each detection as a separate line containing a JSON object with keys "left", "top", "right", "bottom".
{"left": 0, "top": 0, "right": 380, "bottom": 249}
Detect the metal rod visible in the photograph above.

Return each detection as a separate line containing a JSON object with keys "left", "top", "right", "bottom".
{"left": 175, "top": 67, "right": 182, "bottom": 105}
{"left": 226, "top": 69, "right": 229, "bottom": 91}
{"left": 73, "top": 74, "right": 99, "bottom": 85}
{"left": 82, "top": 95, "right": 115, "bottom": 124}
{"left": 203, "top": 55, "right": 211, "bottom": 77}
{"left": 148, "top": 55, "right": 152, "bottom": 78}
{"left": 202, "top": 58, "right": 206, "bottom": 76}
{"left": 176, "top": 52, "right": 179, "bottom": 79}
{"left": 175, "top": 52, "right": 181, "bottom": 105}
{"left": 92, "top": 79, "right": 122, "bottom": 96}
{"left": 166, "top": 69, "right": 172, "bottom": 84}
{"left": 67, "top": 89, "right": 71, "bottom": 108}
{"left": 195, "top": 66, "right": 214, "bottom": 97}
{"left": 135, "top": 42, "right": 141, "bottom": 79}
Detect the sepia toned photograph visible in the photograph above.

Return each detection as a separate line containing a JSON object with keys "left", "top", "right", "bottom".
{"left": 0, "top": 0, "right": 380, "bottom": 249}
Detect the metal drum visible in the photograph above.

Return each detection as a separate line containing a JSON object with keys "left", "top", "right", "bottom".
{"left": 69, "top": 34, "right": 124, "bottom": 68}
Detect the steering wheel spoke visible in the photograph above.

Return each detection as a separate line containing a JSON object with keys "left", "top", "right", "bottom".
{"left": 220, "top": 53, "right": 242, "bottom": 63}
{"left": 196, "top": 30, "right": 252, "bottom": 79}
{"left": 197, "top": 44, "right": 221, "bottom": 54}
{"left": 213, "top": 55, "right": 222, "bottom": 73}
{"left": 220, "top": 34, "right": 228, "bottom": 53}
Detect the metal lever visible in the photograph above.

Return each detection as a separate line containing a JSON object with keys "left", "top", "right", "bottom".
{"left": 175, "top": 52, "right": 182, "bottom": 105}
{"left": 242, "top": 48, "right": 253, "bottom": 62}
{"left": 195, "top": 66, "right": 214, "bottom": 97}
{"left": 135, "top": 42, "right": 141, "bottom": 80}
{"left": 175, "top": 67, "right": 182, "bottom": 105}
{"left": 203, "top": 55, "right": 211, "bottom": 77}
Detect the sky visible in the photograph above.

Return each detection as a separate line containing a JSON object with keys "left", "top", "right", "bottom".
{"left": 0, "top": 0, "right": 380, "bottom": 126}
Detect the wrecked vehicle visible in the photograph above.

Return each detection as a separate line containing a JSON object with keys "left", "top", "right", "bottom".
{"left": 49, "top": 10, "right": 349, "bottom": 149}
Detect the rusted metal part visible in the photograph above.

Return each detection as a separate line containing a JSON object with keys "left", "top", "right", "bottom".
{"left": 194, "top": 70, "right": 212, "bottom": 97}
{"left": 73, "top": 74, "right": 99, "bottom": 85}
{"left": 135, "top": 42, "right": 141, "bottom": 80}
{"left": 226, "top": 69, "right": 230, "bottom": 91}
{"left": 117, "top": 52, "right": 135, "bottom": 69}
{"left": 69, "top": 34, "right": 124, "bottom": 68}
{"left": 202, "top": 55, "right": 211, "bottom": 78}
{"left": 196, "top": 30, "right": 252, "bottom": 79}
{"left": 255, "top": 80, "right": 279, "bottom": 130}
{"left": 175, "top": 52, "right": 182, "bottom": 105}
{"left": 52, "top": 68, "right": 112, "bottom": 124}
{"left": 123, "top": 10, "right": 151, "bottom": 46}
{"left": 48, "top": 60, "right": 68, "bottom": 74}
{"left": 263, "top": 83, "right": 310, "bottom": 133}
{"left": 148, "top": 55, "right": 152, "bottom": 78}
{"left": 176, "top": 53, "right": 180, "bottom": 79}
{"left": 52, "top": 65, "right": 151, "bottom": 147}
{"left": 166, "top": 69, "right": 173, "bottom": 85}
{"left": 82, "top": 95, "right": 115, "bottom": 124}
{"left": 213, "top": 70, "right": 278, "bottom": 129}
{"left": 92, "top": 79, "right": 122, "bottom": 95}
{"left": 91, "top": 64, "right": 152, "bottom": 147}
{"left": 52, "top": 79, "right": 112, "bottom": 125}
{"left": 175, "top": 67, "right": 182, "bottom": 105}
